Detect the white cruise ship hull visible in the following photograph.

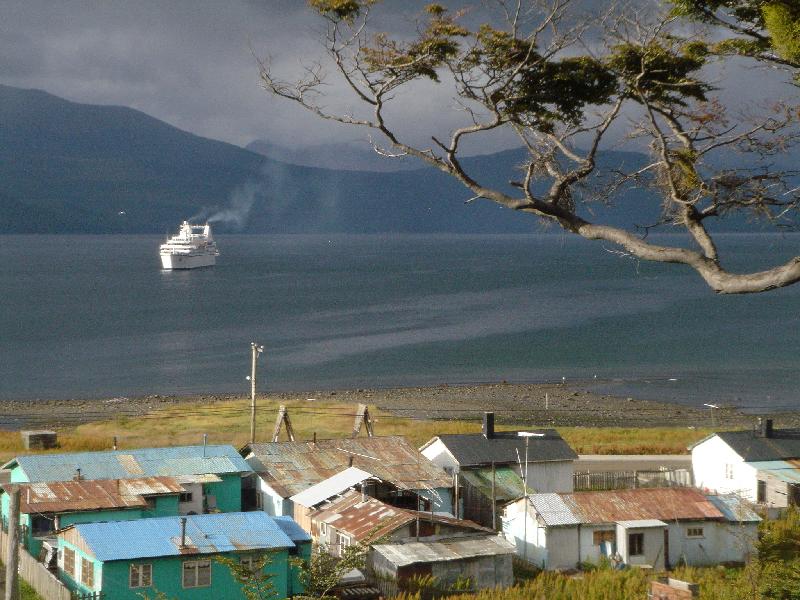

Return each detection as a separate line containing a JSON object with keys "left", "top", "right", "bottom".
{"left": 160, "top": 253, "right": 216, "bottom": 270}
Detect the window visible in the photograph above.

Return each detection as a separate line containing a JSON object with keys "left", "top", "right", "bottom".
{"left": 628, "top": 533, "right": 644, "bottom": 556}
{"left": 687, "top": 527, "right": 704, "bottom": 538}
{"left": 81, "top": 558, "right": 94, "bottom": 588}
{"left": 180, "top": 492, "right": 193, "bottom": 503}
{"left": 340, "top": 534, "right": 351, "bottom": 549}
{"left": 63, "top": 547, "right": 76, "bottom": 577}
{"left": 757, "top": 480, "right": 767, "bottom": 503}
{"left": 145, "top": 497, "right": 157, "bottom": 511}
{"left": 593, "top": 530, "right": 616, "bottom": 545}
{"left": 725, "top": 464, "right": 735, "bottom": 480}
{"left": 130, "top": 564, "right": 152, "bottom": 588}
{"left": 320, "top": 522, "right": 328, "bottom": 536}
{"left": 240, "top": 556, "right": 257, "bottom": 572}
{"left": 183, "top": 560, "right": 211, "bottom": 588}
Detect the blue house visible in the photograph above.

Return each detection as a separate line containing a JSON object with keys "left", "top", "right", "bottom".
{"left": 57, "top": 512, "right": 310, "bottom": 600}
{"left": 2, "top": 445, "right": 253, "bottom": 521}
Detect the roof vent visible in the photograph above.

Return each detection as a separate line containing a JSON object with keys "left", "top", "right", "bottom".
{"left": 74, "top": 467, "right": 82, "bottom": 481}
{"left": 757, "top": 417, "right": 774, "bottom": 438}
{"left": 482, "top": 412, "right": 495, "bottom": 439}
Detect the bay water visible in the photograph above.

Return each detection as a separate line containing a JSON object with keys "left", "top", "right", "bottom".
{"left": 1, "top": 233, "right": 798, "bottom": 411}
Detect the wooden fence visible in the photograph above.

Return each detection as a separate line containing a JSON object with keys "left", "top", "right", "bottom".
{"left": 0, "top": 526, "right": 72, "bottom": 600}
{"left": 573, "top": 469, "right": 693, "bottom": 492}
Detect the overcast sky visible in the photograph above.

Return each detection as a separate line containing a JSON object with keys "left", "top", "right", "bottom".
{"left": 1, "top": 0, "right": 796, "bottom": 154}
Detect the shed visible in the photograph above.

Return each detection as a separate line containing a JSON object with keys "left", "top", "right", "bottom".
{"left": 370, "top": 536, "right": 515, "bottom": 593}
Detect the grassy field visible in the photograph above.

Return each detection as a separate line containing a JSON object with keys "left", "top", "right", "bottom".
{"left": 0, "top": 397, "right": 714, "bottom": 463}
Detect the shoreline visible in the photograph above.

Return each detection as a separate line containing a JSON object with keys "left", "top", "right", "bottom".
{"left": 1, "top": 381, "right": 797, "bottom": 431}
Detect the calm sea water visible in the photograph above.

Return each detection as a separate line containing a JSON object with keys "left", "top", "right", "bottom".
{"left": 1, "top": 233, "right": 798, "bottom": 412}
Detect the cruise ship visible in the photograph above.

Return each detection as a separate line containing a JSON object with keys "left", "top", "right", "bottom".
{"left": 159, "top": 221, "right": 219, "bottom": 269}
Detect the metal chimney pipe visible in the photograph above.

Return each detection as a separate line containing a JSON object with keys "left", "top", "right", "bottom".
{"left": 180, "top": 517, "right": 188, "bottom": 548}
{"left": 482, "top": 412, "right": 495, "bottom": 439}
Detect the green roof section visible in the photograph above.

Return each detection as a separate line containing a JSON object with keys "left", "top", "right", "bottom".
{"left": 460, "top": 466, "right": 524, "bottom": 502}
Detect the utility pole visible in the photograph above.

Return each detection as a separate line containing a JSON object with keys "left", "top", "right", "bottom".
{"left": 248, "top": 342, "right": 264, "bottom": 444}
{"left": 5, "top": 485, "right": 20, "bottom": 600}
{"left": 518, "top": 432, "right": 544, "bottom": 564}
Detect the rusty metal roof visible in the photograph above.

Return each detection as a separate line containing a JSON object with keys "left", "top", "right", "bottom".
{"left": 530, "top": 488, "right": 725, "bottom": 526}
{"left": 245, "top": 436, "right": 452, "bottom": 497}
{"left": 310, "top": 489, "right": 488, "bottom": 542}
{"left": 372, "top": 536, "right": 516, "bottom": 567}
{"left": 11, "top": 476, "right": 184, "bottom": 514}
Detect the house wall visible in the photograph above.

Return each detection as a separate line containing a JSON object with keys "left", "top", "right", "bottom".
{"left": 501, "top": 500, "right": 579, "bottom": 570}
{"left": 692, "top": 436, "right": 757, "bottom": 500}
{"left": 256, "top": 477, "right": 291, "bottom": 516}
{"left": 759, "top": 471, "right": 791, "bottom": 509}
{"left": 58, "top": 537, "right": 291, "bottom": 600}
{"left": 515, "top": 461, "right": 574, "bottom": 494}
{"left": 179, "top": 483, "right": 206, "bottom": 515}
{"left": 418, "top": 487, "right": 454, "bottom": 515}
{"left": 421, "top": 440, "right": 459, "bottom": 474}
{"left": 428, "top": 554, "right": 514, "bottom": 590}
{"left": 204, "top": 473, "right": 242, "bottom": 512}
{"left": 666, "top": 521, "right": 758, "bottom": 566}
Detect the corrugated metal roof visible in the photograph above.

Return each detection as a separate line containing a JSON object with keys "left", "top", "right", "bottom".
{"left": 751, "top": 459, "right": 800, "bottom": 484}
{"left": 11, "top": 445, "right": 252, "bottom": 483}
{"left": 528, "top": 493, "right": 582, "bottom": 526}
{"left": 706, "top": 495, "right": 761, "bottom": 523}
{"left": 459, "top": 466, "right": 524, "bottom": 502}
{"left": 11, "top": 477, "right": 184, "bottom": 514}
{"left": 433, "top": 430, "right": 577, "bottom": 467}
{"left": 245, "top": 437, "right": 451, "bottom": 498}
{"left": 273, "top": 516, "right": 313, "bottom": 542}
{"left": 69, "top": 512, "right": 295, "bottom": 562}
{"left": 311, "top": 490, "right": 489, "bottom": 542}
{"left": 290, "top": 467, "right": 375, "bottom": 508}
{"left": 616, "top": 519, "right": 667, "bottom": 528}
{"left": 372, "top": 536, "right": 516, "bottom": 567}
{"left": 526, "top": 488, "right": 725, "bottom": 526}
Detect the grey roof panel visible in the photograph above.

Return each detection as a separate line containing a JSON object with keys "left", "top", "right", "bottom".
{"left": 436, "top": 431, "right": 577, "bottom": 466}
{"left": 715, "top": 430, "right": 800, "bottom": 462}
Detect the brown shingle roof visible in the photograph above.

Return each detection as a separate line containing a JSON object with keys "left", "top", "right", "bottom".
{"left": 245, "top": 436, "right": 452, "bottom": 498}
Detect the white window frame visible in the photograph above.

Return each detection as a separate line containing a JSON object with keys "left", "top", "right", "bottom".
{"left": 725, "top": 464, "right": 735, "bottom": 480}
{"left": 240, "top": 556, "right": 258, "bottom": 572}
{"left": 628, "top": 532, "right": 644, "bottom": 557}
{"left": 130, "top": 563, "right": 153, "bottom": 588}
{"left": 340, "top": 534, "right": 351, "bottom": 549}
{"left": 183, "top": 560, "right": 212, "bottom": 588}
{"left": 320, "top": 522, "right": 328, "bottom": 536}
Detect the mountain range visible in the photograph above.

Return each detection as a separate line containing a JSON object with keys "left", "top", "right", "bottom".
{"left": 0, "top": 83, "right": 760, "bottom": 235}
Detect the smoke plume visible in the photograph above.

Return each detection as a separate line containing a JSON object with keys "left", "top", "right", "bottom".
{"left": 188, "top": 180, "right": 262, "bottom": 231}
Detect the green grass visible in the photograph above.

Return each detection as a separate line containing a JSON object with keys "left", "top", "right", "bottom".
{"left": 0, "top": 396, "right": 714, "bottom": 464}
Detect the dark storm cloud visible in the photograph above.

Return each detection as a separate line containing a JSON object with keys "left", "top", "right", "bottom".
{"left": 0, "top": 0, "right": 794, "bottom": 154}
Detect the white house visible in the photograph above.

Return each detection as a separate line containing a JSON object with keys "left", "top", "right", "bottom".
{"left": 420, "top": 412, "right": 576, "bottom": 527}
{"left": 691, "top": 419, "right": 800, "bottom": 509}
{"left": 502, "top": 487, "right": 760, "bottom": 571}
{"left": 242, "top": 436, "right": 453, "bottom": 517}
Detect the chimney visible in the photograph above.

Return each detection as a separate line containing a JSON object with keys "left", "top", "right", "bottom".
{"left": 74, "top": 467, "right": 82, "bottom": 481}
{"left": 180, "top": 517, "right": 188, "bottom": 548}
{"left": 348, "top": 456, "right": 354, "bottom": 467}
{"left": 757, "top": 418, "right": 774, "bottom": 438}
{"left": 482, "top": 412, "right": 495, "bottom": 439}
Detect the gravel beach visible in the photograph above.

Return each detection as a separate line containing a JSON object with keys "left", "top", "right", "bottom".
{"left": 2, "top": 381, "right": 797, "bottom": 430}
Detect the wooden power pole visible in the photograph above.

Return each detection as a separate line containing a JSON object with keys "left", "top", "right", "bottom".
{"left": 249, "top": 342, "right": 263, "bottom": 444}
{"left": 5, "top": 485, "right": 20, "bottom": 600}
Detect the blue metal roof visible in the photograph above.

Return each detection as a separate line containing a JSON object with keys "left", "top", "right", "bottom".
{"left": 273, "top": 516, "right": 312, "bottom": 542}
{"left": 72, "top": 512, "right": 295, "bottom": 562}
{"left": 750, "top": 460, "right": 800, "bottom": 484}
{"left": 706, "top": 495, "right": 761, "bottom": 523}
{"left": 10, "top": 445, "right": 252, "bottom": 482}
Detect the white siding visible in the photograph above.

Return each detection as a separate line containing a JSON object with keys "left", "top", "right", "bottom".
{"left": 667, "top": 521, "right": 758, "bottom": 566}
{"left": 255, "top": 476, "right": 291, "bottom": 516}
{"left": 617, "top": 524, "right": 665, "bottom": 570}
{"left": 521, "top": 461, "right": 574, "bottom": 493}
{"left": 420, "top": 439, "right": 459, "bottom": 474}
{"left": 692, "top": 436, "right": 757, "bottom": 500}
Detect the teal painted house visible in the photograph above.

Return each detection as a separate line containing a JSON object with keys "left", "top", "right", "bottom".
{"left": 57, "top": 512, "right": 309, "bottom": 600}
{"left": 1, "top": 445, "right": 253, "bottom": 527}
{"left": 0, "top": 476, "right": 184, "bottom": 558}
